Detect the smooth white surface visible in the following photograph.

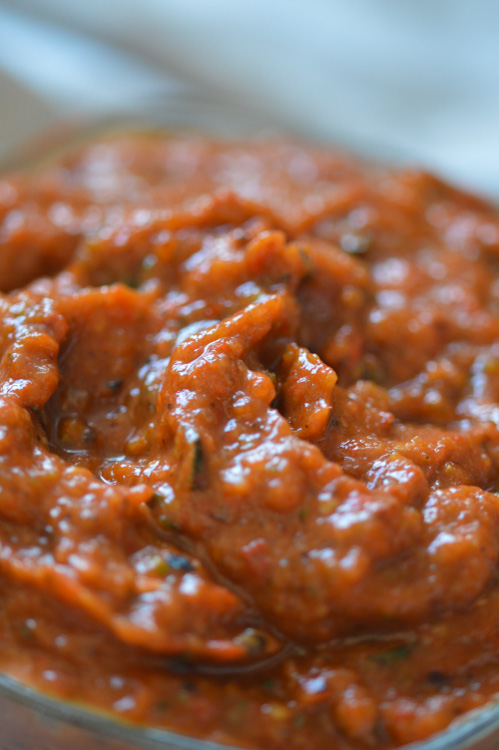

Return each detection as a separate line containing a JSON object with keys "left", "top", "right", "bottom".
{"left": 0, "top": 0, "right": 498, "bottom": 195}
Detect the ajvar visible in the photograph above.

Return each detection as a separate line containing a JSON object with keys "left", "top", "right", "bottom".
{"left": 0, "top": 133, "right": 498, "bottom": 749}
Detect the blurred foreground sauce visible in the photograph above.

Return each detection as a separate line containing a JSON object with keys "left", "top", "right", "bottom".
{"left": 0, "top": 134, "right": 499, "bottom": 749}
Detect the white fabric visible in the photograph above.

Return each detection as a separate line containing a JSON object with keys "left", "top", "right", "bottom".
{"left": 0, "top": 0, "right": 498, "bottom": 196}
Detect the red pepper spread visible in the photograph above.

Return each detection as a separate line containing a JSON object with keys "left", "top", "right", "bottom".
{"left": 0, "top": 134, "right": 499, "bottom": 749}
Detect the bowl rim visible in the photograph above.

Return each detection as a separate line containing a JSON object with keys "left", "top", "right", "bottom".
{"left": 0, "top": 670, "right": 499, "bottom": 750}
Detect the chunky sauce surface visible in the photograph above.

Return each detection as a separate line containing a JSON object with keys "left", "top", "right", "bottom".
{"left": 0, "top": 134, "right": 499, "bottom": 749}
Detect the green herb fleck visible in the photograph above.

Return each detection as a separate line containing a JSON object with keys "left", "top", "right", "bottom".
{"left": 235, "top": 628, "right": 267, "bottom": 656}
{"left": 427, "top": 670, "right": 449, "bottom": 686}
{"left": 17, "top": 619, "right": 36, "bottom": 641}
{"left": 370, "top": 644, "right": 414, "bottom": 666}
{"left": 83, "top": 426, "right": 97, "bottom": 445}
{"left": 297, "top": 247, "right": 315, "bottom": 282}
{"left": 261, "top": 678, "right": 277, "bottom": 691}
{"left": 152, "top": 556, "right": 170, "bottom": 577}
{"left": 124, "top": 277, "right": 140, "bottom": 289}
{"left": 146, "top": 492, "right": 165, "bottom": 511}
{"left": 158, "top": 516, "right": 181, "bottom": 532}
{"left": 340, "top": 232, "right": 372, "bottom": 255}
{"left": 166, "top": 554, "right": 195, "bottom": 573}
{"left": 293, "top": 713, "right": 306, "bottom": 728}
{"left": 107, "top": 379, "right": 123, "bottom": 392}
{"left": 190, "top": 434, "right": 206, "bottom": 490}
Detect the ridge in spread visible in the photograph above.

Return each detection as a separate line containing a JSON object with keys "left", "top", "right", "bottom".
{"left": 0, "top": 134, "right": 499, "bottom": 750}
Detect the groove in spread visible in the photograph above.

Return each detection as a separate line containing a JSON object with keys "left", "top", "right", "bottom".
{"left": 0, "top": 134, "right": 499, "bottom": 749}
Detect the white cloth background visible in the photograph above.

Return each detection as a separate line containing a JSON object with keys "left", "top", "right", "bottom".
{"left": 0, "top": 0, "right": 498, "bottom": 197}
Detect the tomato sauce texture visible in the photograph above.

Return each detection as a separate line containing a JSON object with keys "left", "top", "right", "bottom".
{"left": 0, "top": 134, "right": 499, "bottom": 749}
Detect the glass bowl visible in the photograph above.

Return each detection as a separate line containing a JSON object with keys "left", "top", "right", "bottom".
{"left": 0, "top": 670, "right": 499, "bottom": 750}
{"left": 1, "top": 94, "right": 499, "bottom": 750}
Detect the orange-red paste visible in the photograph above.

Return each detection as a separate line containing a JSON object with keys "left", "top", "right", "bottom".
{"left": 0, "top": 133, "right": 499, "bottom": 749}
